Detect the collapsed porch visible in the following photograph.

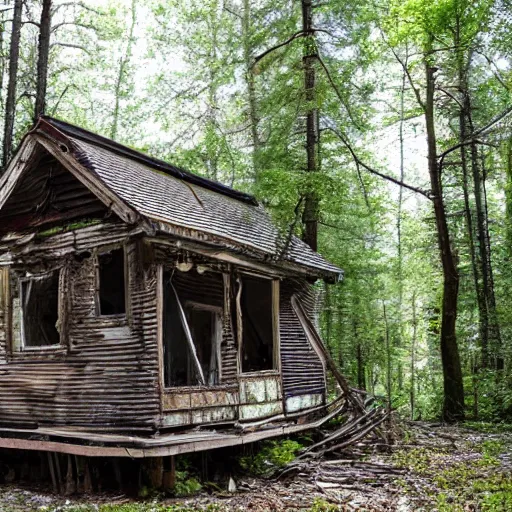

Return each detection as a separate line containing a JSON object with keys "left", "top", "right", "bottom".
{"left": 0, "top": 397, "right": 346, "bottom": 458}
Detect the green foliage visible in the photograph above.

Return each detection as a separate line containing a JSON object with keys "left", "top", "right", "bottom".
{"left": 173, "top": 471, "right": 203, "bottom": 497}
{"left": 306, "top": 498, "right": 340, "bottom": 512}
{"left": 238, "top": 439, "right": 303, "bottom": 477}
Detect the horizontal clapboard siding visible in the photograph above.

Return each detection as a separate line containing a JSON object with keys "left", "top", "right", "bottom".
{"left": 0, "top": 226, "right": 160, "bottom": 431}
{"left": 280, "top": 280, "right": 326, "bottom": 398}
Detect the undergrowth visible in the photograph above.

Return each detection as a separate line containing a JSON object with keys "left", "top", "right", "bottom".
{"left": 393, "top": 438, "right": 512, "bottom": 511}
{"left": 238, "top": 438, "right": 304, "bottom": 477}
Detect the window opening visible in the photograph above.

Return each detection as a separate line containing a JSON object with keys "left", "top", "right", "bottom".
{"left": 20, "top": 271, "right": 60, "bottom": 348}
{"left": 241, "top": 274, "right": 275, "bottom": 373}
{"left": 187, "top": 305, "right": 222, "bottom": 386}
{"left": 98, "top": 248, "right": 126, "bottom": 315}
{"left": 162, "top": 270, "right": 223, "bottom": 387}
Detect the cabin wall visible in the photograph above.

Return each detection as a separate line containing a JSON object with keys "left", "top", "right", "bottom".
{"left": 280, "top": 279, "right": 326, "bottom": 413}
{"left": 0, "top": 223, "right": 160, "bottom": 430}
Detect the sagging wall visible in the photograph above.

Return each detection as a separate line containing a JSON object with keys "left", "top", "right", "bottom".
{"left": 0, "top": 223, "right": 161, "bottom": 430}
{"left": 280, "top": 280, "right": 326, "bottom": 413}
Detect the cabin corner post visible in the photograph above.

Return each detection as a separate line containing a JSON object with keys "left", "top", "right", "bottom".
{"left": 157, "top": 264, "right": 164, "bottom": 422}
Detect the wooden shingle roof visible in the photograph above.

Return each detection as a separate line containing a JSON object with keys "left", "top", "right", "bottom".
{"left": 30, "top": 117, "right": 343, "bottom": 280}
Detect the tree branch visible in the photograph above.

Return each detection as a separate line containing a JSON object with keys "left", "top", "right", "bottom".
{"left": 325, "top": 124, "right": 432, "bottom": 199}
{"left": 52, "top": 2, "right": 101, "bottom": 15}
{"left": 317, "top": 53, "right": 362, "bottom": 130}
{"left": 253, "top": 31, "right": 307, "bottom": 65}
{"left": 51, "top": 21, "right": 97, "bottom": 33}
{"left": 436, "top": 86, "right": 463, "bottom": 110}
{"left": 50, "top": 42, "right": 91, "bottom": 54}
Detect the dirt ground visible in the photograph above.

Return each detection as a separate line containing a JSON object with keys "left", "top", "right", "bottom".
{"left": 0, "top": 423, "right": 510, "bottom": 511}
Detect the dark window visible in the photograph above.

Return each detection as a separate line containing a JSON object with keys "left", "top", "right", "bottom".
{"left": 188, "top": 307, "right": 221, "bottom": 386}
{"left": 241, "top": 275, "right": 275, "bottom": 373}
{"left": 98, "top": 249, "right": 126, "bottom": 315}
{"left": 21, "top": 271, "right": 60, "bottom": 347}
{"left": 162, "top": 271, "right": 222, "bottom": 387}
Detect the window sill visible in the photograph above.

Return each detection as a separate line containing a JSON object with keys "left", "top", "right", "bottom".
{"left": 239, "top": 370, "right": 280, "bottom": 378}
{"left": 163, "top": 384, "right": 237, "bottom": 393}
{"left": 7, "top": 345, "right": 67, "bottom": 360}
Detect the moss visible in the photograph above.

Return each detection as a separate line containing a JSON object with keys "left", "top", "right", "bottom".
{"left": 38, "top": 219, "right": 102, "bottom": 237}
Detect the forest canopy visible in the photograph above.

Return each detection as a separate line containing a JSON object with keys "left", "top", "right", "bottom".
{"left": 1, "top": 0, "right": 512, "bottom": 423}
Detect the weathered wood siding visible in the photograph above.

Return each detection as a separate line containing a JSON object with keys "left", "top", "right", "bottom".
{"left": 0, "top": 224, "right": 160, "bottom": 430}
{"left": 280, "top": 280, "right": 326, "bottom": 400}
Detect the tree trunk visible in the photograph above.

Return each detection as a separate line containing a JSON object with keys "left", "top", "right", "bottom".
{"left": 242, "top": 0, "right": 260, "bottom": 181}
{"left": 301, "top": 0, "right": 319, "bottom": 251}
{"left": 383, "top": 302, "right": 392, "bottom": 415}
{"left": 2, "top": 0, "right": 23, "bottom": 169}
{"left": 410, "top": 291, "right": 417, "bottom": 420}
{"left": 34, "top": 0, "right": 52, "bottom": 121}
{"left": 478, "top": 152, "right": 503, "bottom": 370}
{"left": 111, "top": 0, "right": 136, "bottom": 140}
{"left": 425, "top": 60, "right": 465, "bottom": 422}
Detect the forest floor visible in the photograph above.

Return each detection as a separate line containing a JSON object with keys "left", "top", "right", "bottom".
{"left": 0, "top": 422, "right": 511, "bottom": 512}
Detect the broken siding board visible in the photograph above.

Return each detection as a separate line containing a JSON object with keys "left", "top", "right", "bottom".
{"left": 0, "top": 232, "right": 161, "bottom": 431}
{"left": 279, "top": 280, "right": 326, "bottom": 403}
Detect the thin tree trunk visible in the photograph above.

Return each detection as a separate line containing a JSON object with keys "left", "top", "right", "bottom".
{"left": 479, "top": 152, "right": 503, "bottom": 370}
{"left": 397, "top": 61, "right": 407, "bottom": 394}
{"left": 410, "top": 291, "right": 417, "bottom": 420}
{"left": 2, "top": 0, "right": 22, "bottom": 169}
{"left": 425, "top": 57, "right": 465, "bottom": 422}
{"left": 242, "top": 0, "right": 260, "bottom": 181}
{"left": 383, "top": 302, "right": 392, "bottom": 415}
{"left": 0, "top": 9, "right": 6, "bottom": 109}
{"left": 301, "top": 0, "right": 319, "bottom": 251}
{"left": 356, "top": 341, "right": 365, "bottom": 391}
{"left": 456, "top": 58, "right": 488, "bottom": 367}
{"left": 111, "top": 0, "right": 136, "bottom": 140}
{"left": 34, "top": 0, "right": 52, "bottom": 121}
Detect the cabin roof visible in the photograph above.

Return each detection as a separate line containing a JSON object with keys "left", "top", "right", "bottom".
{"left": 4, "top": 117, "right": 342, "bottom": 280}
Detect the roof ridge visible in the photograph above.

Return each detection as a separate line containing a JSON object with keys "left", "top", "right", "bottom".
{"left": 38, "top": 116, "right": 259, "bottom": 206}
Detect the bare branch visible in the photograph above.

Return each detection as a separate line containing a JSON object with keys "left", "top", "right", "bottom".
{"left": 436, "top": 86, "right": 463, "bottom": 110}
{"left": 438, "top": 139, "right": 496, "bottom": 172}
{"left": 21, "top": 20, "right": 40, "bottom": 28}
{"left": 474, "top": 49, "right": 511, "bottom": 92}
{"left": 379, "top": 29, "right": 425, "bottom": 111}
{"left": 472, "top": 105, "right": 512, "bottom": 138}
{"left": 52, "top": 2, "right": 101, "bottom": 15}
{"left": 325, "top": 124, "right": 432, "bottom": 199}
{"left": 316, "top": 53, "right": 362, "bottom": 130}
{"left": 50, "top": 42, "right": 91, "bottom": 54}
{"left": 253, "top": 31, "right": 307, "bottom": 65}
{"left": 51, "top": 21, "right": 97, "bottom": 33}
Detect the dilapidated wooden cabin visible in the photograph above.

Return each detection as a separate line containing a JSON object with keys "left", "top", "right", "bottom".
{"left": 0, "top": 117, "right": 343, "bottom": 461}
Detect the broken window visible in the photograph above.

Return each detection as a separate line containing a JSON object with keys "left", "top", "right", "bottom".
{"left": 19, "top": 271, "right": 61, "bottom": 348}
{"left": 162, "top": 270, "right": 222, "bottom": 387}
{"left": 241, "top": 274, "right": 276, "bottom": 373}
{"left": 98, "top": 248, "right": 126, "bottom": 316}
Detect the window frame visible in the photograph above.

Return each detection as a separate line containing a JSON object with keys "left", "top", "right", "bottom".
{"left": 94, "top": 245, "right": 129, "bottom": 319}
{"left": 237, "top": 272, "right": 280, "bottom": 376}
{"left": 184, "top": 300, "right": 223, "bottom": 387}
{"left": 12, "top": 268, "right": 65, "bottom": 352}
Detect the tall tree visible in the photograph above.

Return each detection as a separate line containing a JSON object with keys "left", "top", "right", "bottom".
{"left": 111, "top": 0, "right": 136, "bottom": 140}
{"left": 34, "top": 0, "right": 52, "bottom": 121}
{"left": 301, "top": 0, "right": 320, "bottom": 251}
{"left": 2, "top": 0, "right": 22, "bottom": 169}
